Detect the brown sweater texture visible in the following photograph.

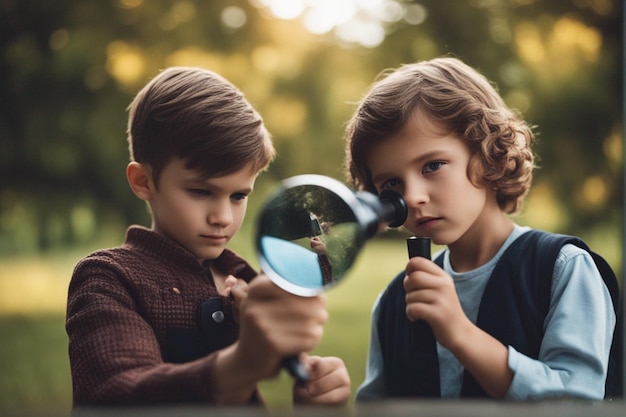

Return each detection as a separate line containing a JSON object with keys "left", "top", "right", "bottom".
{"left": 65, "top": 226, "right": 258, "bottom": 406}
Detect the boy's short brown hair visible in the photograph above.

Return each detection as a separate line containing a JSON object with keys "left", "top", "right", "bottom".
{"left": 127, "top": 67, "right": 275, "bottom": 185}
{"left": 345, "top": 57, "right": 535, "bottom": 214}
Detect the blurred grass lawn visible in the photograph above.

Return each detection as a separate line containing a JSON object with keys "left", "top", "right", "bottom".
{"left": 0, "top": 235, "right": 410, "bottom": 416}
{"left": 1, "top": 224, "right": 619, "bottom": 416}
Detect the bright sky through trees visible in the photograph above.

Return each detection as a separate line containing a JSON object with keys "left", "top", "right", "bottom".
{"left": 249, "top": 0, "right": 427, "bottom": 47}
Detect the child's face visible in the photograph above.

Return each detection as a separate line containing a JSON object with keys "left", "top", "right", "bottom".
{"left": 148, "top": 158, "right": 257, "bottom": 261}
{"left": 365, "top": 112, "right": 498, "bottom": 246}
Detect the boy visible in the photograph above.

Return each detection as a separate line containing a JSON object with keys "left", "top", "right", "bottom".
{"left": 65, "top": 67, "right": 350, "bottom": 406}
{"left": 344, "top": 57, "right": 617, "bottom": 400}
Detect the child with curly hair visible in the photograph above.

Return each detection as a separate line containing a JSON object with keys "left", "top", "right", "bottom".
{"left": 345, "top": 57, "right": 619, "bottom": 400}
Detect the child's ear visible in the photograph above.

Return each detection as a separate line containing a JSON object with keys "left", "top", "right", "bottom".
{"left": 126, "top": 162, "right": 154, "bottom": 201}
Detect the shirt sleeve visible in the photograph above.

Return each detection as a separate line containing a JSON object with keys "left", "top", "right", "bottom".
{"left": 505, "top": 244, "right": 616, "bottom": 400}
{"left": 355, "top": 292, "right": 388, "bottom": 401}
{"left": 66, "top": 257, "right": 243, "bottom": 405}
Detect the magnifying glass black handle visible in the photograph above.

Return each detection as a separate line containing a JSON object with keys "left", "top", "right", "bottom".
{"left": 407, "top": 236, "right": 431, "bottom": 260}
{"left": 406, "top": 236, "right": 434, "bottom": 357}
{"left": 283, "top": 356, "right": 308, "bottom": 384}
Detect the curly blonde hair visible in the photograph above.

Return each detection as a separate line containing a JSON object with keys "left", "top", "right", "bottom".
{"left": 345, "top": 57, "right": 535, "bottom": 214}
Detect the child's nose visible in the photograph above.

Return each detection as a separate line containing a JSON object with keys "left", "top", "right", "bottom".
{"left": 403, "top": 181, "right": 429, "bottom": 207}
{"left": 207, "top": 200, "right": 233, "bottom": 226}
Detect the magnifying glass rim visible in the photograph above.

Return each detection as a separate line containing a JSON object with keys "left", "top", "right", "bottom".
{"left": 255, "top": 174, "right": 367, "bottom": 297}
{"left": 281, "top": 174, "right": 361, "bottom": 208}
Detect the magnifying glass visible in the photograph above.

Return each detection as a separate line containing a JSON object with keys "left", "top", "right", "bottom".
{"left": 255, "top": 174, "right": 408, "bottom": 382}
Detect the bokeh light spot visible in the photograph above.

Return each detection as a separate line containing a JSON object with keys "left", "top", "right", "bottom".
{"left": 49, "top": 29, "right": 69, "bottom": 51}
{"left": 581, "top": 176, "right": 607, "bottom": 208}
{"left": 222, "top": 6, "right": 247, "bottom": 29}
{"left": 252, "top": 0, "right": 414, "bottom": 48}
{"left": 515, "top": 22, "right": 545, "bottom": 63}
{"left": 106, "top": 41, "right": 146, "bottom": 87}
{"left": 119, "top": 0, "right": 143, "bottom": 8}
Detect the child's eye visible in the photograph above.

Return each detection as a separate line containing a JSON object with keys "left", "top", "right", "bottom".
{"left": 424, "top": 161, "right": 445, "bottom": 173}
{"left": 188, "top": 189, "right": 210, "bottom": 197}
{"left": 381, "top": 178, "right": 400, "bottom": 190}
{"left": 231, "top": 193, "right": 248, "bottom": 201}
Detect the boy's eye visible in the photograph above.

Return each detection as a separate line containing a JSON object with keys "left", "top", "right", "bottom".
{"left": 231, "top": 193, "right": 247, "bottom": 201}
{"left": 424, "top": 161, "right": 445, "bottom": 173}
{"left": 188, "top": 188, "right": 210, "bottom": 196}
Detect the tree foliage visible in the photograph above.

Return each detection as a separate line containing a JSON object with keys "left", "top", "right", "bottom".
{"left": 0, "top": 0, "right": 622, "bottom": 253}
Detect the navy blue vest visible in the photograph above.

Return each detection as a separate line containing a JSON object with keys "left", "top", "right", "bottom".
{"left": 377, "top": 230, "right": 622, "bottom": 398}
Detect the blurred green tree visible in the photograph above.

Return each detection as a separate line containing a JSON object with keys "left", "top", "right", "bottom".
{"left": 0, "top": 0, "right": 621, "bottom": 257}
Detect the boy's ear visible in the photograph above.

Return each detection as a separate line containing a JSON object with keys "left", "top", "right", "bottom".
{"left": 126, "top": 162, "right": 154, "bottom": 201}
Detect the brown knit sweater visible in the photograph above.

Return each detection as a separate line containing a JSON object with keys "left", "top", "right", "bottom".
{"left": 65, "top": 226, "right": 259, "bottom": 406}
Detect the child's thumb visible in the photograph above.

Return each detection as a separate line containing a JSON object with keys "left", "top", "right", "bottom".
{"left": 224, "top": 275, "right": 238, "bottom": 288}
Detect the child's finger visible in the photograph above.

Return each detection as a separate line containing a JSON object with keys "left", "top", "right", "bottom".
{"left": 293, "top": 356, "right": 351, "bottom": 405}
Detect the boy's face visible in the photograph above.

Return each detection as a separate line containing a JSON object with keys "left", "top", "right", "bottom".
{"left": 146, "top": 158, "right": 257, "bottom": 261}
{"left": 365, "top": 112, "right": 499, "bottom": 247}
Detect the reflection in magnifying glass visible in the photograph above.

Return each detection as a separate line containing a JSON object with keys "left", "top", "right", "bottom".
{"left": 259, "top": 235, "right": 324, "bottom": 289}
{"left": 257, "top": 175, "right": 407, "bottom": 297}
{"left": 257, "top": 176, "right": 366, "bottom": 296}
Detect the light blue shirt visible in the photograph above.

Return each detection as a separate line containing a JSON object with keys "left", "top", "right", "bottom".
{"left": 356, "top": 226, "right": 616, "bottom": 400}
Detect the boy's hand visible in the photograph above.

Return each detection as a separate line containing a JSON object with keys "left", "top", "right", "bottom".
{"left": 403, "top": 257, "right": 472, "bottom": 349}
{"left": 234, "top": 275, "right": 328, "bottom": 380}
{"left": 223, "top": 275, "right": 248, "bottom": 323}
{"left": 293, "top": 355, "right": 351, "bottom": 405}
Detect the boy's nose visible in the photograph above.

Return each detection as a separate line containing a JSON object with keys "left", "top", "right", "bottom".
{"left": 207, "top": 201, "right": 233, "bottom": 226}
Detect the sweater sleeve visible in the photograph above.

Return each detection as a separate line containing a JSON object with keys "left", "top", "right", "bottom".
{"left": 66, "top": 256, "right": 256, "bottom": 406}
{"left": 505, "top": 244, "right": 616, "bottom": 400}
